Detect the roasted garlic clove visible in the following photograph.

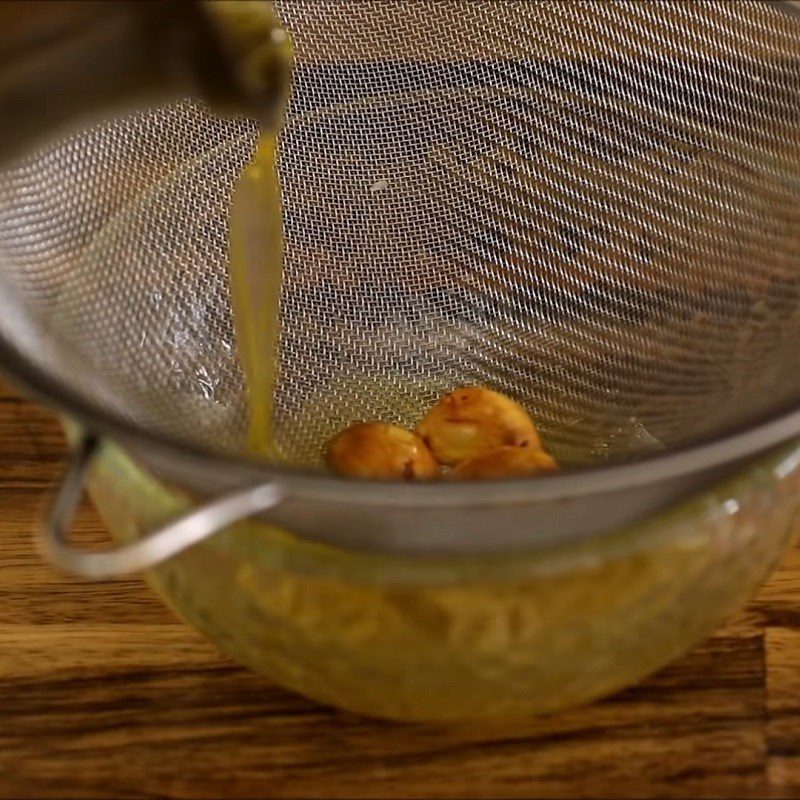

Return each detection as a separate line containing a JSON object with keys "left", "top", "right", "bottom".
{"left": 450, "top": 445, "right": 558, "bottom": 481}
{"left": 417, "top": 386, "right": 542, "bottom": 466}
{"left": 326, "top": 422, "right": 439, "bottom": 480}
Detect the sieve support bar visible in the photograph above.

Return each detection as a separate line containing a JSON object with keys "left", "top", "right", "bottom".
{"left": 41, "top": 431, "right": 284, "bottom": 579}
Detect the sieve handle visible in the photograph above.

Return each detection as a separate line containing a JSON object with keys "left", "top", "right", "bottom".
{"left": 41, "top": 432, "right": 283, "bottom": 579}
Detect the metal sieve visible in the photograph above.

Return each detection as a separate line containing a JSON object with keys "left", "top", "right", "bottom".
{"left": 3, "top": 0, "right": 800, "bottom": 575}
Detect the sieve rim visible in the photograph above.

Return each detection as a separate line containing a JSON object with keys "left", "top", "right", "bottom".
{"left": 3, "top": 331, "right": 798, "bottom": 509}
{"left": 6, "top": 0, "right": 800, "bottom": 513}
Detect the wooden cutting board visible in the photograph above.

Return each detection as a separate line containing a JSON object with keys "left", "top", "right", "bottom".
{"left": 3, "top": 375, "right": 800, "bottom": 799}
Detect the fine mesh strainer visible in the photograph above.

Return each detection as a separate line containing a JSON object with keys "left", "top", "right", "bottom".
{"left": 3, "top": 0, "right": 800, "bottom": 575}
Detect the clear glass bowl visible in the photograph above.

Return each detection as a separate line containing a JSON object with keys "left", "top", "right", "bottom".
{"left": 85, "top": 436, "right": 800, "bottom": 721}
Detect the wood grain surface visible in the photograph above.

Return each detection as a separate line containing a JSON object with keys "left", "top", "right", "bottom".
{"left": 4, "top": 376, "right": 800, "bottom": 799}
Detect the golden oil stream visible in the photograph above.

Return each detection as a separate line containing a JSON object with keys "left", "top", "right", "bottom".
{"left": 217, "top": 0, "right": 292, "bottom": 458}
{"left": 228, "top": 132, "right": 284, "bottom": 457}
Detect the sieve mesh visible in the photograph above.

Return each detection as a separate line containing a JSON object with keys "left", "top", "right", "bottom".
{"left": 2, "top": 0, "right": 800, "bottom": 470}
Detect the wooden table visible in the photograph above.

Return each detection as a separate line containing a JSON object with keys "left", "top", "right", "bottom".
{"left": 4, "top": 377, "right": 800, "bottom": 799}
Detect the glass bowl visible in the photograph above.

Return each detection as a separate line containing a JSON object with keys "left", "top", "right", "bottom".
{"left": 84, "top": 434, "right": 800, "bottom": 721}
